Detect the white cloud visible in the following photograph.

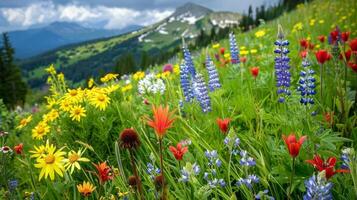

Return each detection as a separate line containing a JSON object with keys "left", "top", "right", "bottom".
{"left": 0, "top": 1, "right": 173, "bottom": 31}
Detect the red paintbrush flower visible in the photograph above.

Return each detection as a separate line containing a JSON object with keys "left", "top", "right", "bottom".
{"left": 341, "top": 32, "right": 350, "bottom": 42}
{"left": 339, "top": 49, "right": 352, "bottom": 61}
{"left": 300, "top": 50, "right": 308, "bottom": 58}
{"left": 306, "top": 155, "right": 349, "bottom": 179}
{"left": 300, "top": 39, "right": 309, "bottom": 49}
{"left": 216, "top": 118, "right": 231, "bottom": 134}
{"left": 349, "top": 38, "right": 357, "bottom": 52}
{"left": 93, "top": 162, "right": 113, "bottom": 184}
{"left": 169, "top": 143, "right": 188, "bottom": 161}
{"left": 315, "top": 50, "right": 331, "bottom": 64}
{"left": 240, "top": 57, "right": 247, "bottom": 63}
{"left": 330, "top": 28, "right": 339, "bottom": 44}
{"left": 220, "top": 47, "right": 225, "bottom": 55}
{"left": 282, "top": 134, "right": 306, "bottom": 158}
{"left": 146, "top": 105, "right": 175, "bottom": 138}
{"left": 250, "top": 67, "right": 259, "bottom": 78}
{"left": 324, "top": 112, "right": 334, "bottom": 125}
{"left": 14, "top": 143, "right": 23, "bottom": 155}
{"left": 348, "top": 62, "right": 357, "bottom": 73}
{"left": 318, "top": 35, "right": 325, "bottom": 43}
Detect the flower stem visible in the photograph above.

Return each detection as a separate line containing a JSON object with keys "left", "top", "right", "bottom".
{"left": 320, "top": 63, "right": 323, "bottom": 102}
{"left": 159, "top": 138, "right": 167, "bottom": 200}
{"left": 129, "top": 150, "right": 144, "bottom": 200}
{"left": 288, "top": 158, "right": 295, "bottom": 200}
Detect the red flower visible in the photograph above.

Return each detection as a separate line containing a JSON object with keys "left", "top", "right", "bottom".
{"left": 308, "top": 42, "right": 314, "bottom": 50}
{"left": 300, "top": 51, "right": 308, "bottom": 58}
{"left": 250, "top": 67, "right": 259, "bottom": 78}
{"left": 220, "top": 47, "right": 225, "bottom": 55}
{"left": 315, "top": 50, "right": 331, "bottom": 64}
{"left": 282, "top": 134, "right": 306, "bottom": 158}
{"left": 318, "top": 35, "right": 325, "bottom": 43}
{"left": 216, "top": 118, "right": 231, "bottom": 134}
{"left": 93, "top": 162, "right": 113, "bottom": 184}
{"left": 240, "top": 57, "right": 247, "bottom": 63}
{"left": 306, "top": 155, "right": 349, "bottom": 179}
{"left": 339, "top": 50, "right": 352, "bottom": 61}
{"left": 341, "top": 32, "right": 350, "bottom": 42}
{"left": 350, "top": 38, "right": 357, "bottom": 52}
{"left": 348, "top": 62, "right": 357, "bottom": 73}
{"left": 146, "top": 105, "right": 175, "bottom": 138}
{"left": 324, "top": 112, "right": 334, "bottom": 125}
{"left": 330, "top": 28, "right": 339, "bottom": 44}
{"left": 14, "top": 143, "right": 23, "bottom": 155}
{"left": 169, "top": 143, "right": 188, "bottom": 161}
{"left": 300, "top": 39, "right": 309, "bottom": 49}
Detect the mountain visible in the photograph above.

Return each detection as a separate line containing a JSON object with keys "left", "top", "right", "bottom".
{"left": 18, "top": 2, "right": 241, "bottom": 88}
{"left": 8, "top": 22, "right": 142, "bottom": 58}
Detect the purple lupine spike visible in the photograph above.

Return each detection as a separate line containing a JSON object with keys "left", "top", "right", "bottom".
{"left": 205, "top": 55, "right": 221, "bottom": 92}
{"left": 229, "top": 32, "right": 240, "bottom": 64}
{"left": 297, "top": 56, "right": 316, "bottom": 114}
{"left": 193, "top": 73, "right": 211, "bottom": 113}
{"left": 182, "top": 45, "right": 196, "bottom": 76}
{"left": 179, "top": 62, "right": 194, "bottom": 102}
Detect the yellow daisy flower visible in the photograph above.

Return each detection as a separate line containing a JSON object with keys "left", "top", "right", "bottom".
{"left": 65, "top": 88, "right": 84, "bottom": 103}
{"left": 173, "top": 64, "right": 180, "bottom": 75}
{"left": 57, "top": 73, "right": 65, "bottom": 82}
{"left": 255, "top": 30, "right": 266, "bottom": 38}
{"left": 100, "top": 73, "right": 119, "bottom": 83}
{"left": 45, "top": 97, "right": 57, "bottom": 109}
{"left": 64, "top": 149, "right": 90, "bottom": 174}
{"left": 32, "top": 122, "right": 50, "bottom": 140}
{"left": 250, "top": 49, "right": 258, "bottom": 54}
{"left": 88, "top": 78, "right": 95, "bottom": 88}
{"left": 43, "top": 109, "right": 59, "bottom": 122}
{"left": 212, "top": 43, "right": 220, "bottom": 49}
{"left": 133, "top": 71, "right": 145, "bottom": 81}
{"left": 240, "top": 50, "right": 249, "bottom": 55}
{"left": 103, "top": 84, "right": 120, "bottom": 94}
{"left": 77, "top": 181, "right": 96, "bottom": 197}
{"left": 16, "top": 115, "right": 32, "bottom": 129}
{"left": 121, "top": 84, "right": 133, "bottom": 93}
{"left": 30, "top": 140, "right": 53, "bottom": 159}
{"left": 34, "top": 144, "right": 66, "bottom": 180}
{"left": 70, "top": 105, "right": 86, "bottom": 122}
{"left": 60, "top": 99, "right": 72, "bottom": 112}
{"left": 45, "top": 64, "right": 56, "bottom": 75}
{"left": 89, "top": 92, "right": 110, "bottom": 111}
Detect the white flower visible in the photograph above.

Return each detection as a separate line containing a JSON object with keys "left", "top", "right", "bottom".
{"left": 138, "top": 73, "right": 166, "bottom": 95}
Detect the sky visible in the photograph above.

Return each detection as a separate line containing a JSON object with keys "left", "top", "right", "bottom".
{"left": 0, "top": 0, "right": 278, "bottom": 32}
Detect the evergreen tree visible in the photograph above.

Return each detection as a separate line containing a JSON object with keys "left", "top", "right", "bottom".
{"left": 0, "top": 33, "right": 27, "bottom": 110}
{"left": 140, "top": 51, "right": 150, "bottom": 68}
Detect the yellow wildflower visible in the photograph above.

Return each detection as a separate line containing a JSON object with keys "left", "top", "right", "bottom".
{"left": 292, "top": 22, "right": 303, "bottom": 32}
{"left": 70, "top": 105, "right": 86, "bottom": 122}
{"left": 318, "top": 20, "right": 324, "bottom": 24}
{"left": 121, "top": 84, "right": 133, "bottom": 93}
{"left": 45, "top": 64, "right": 56, "bottom": 75}
{"left": 100, "top": 73, "right": 119, "bottom": 83}
{"left": 32, "top": 122, "right": 50, "bottom": 140}
{"left": 34, "top": 144, "right": 66, "bottom": 180}
{"left": 309, "top": 19, "right": 316, "bottom": 26}
{"left": 16, "top": 115, "right": 32, "bottom": 129}
{"left": 250, "top": 49, "right": 258, "bottom": 54}
{"left": 65, "top": 88, "right": 84, "bottom": 103}
{"left": 89, "top": 92, "right": 110, "bottom": 111}
{"left": 45, "top": 97, "right": 57, "bottom": 109}
{"left": 212, "top": 43, "right": 220, "bottom": 49}
{"left": 88, "top": 78, "right": 94, "bottom": 88}
{"left": 77, "top": 181, "right": 96, "bottom": 197}
{"left": 255, "top": 30, "right": 266, "bottom": 38}
{"left": 133, "top": 71, "right": 145, "bottom": 81}
{"left": 173, "top": 64, "right": 180, "bottom": 75}
{"left": 240, "top": 50, "right": 249, "bottom": 55}
{"left": 104, "top": 84, "right": 120, "bottom": 94}
{"left": 30, "top": 140, "right": 53, "bottom": 159}
{"left": 64, "top": 149, "right": 90, "bottom": 174}
{"left": 43, "top": 109, "right": 59, "bottom": 122}
{"left": 59, "top": 99, "right": 72, "bottom": 112}
{"left": 224, "top": 53, "right": 230, "bottom": 59}
{"left": 57, "top": 73, "right": 65, "bottom": 82}
{"left": 240, "top": 46, "right": 246, "bottom": 50}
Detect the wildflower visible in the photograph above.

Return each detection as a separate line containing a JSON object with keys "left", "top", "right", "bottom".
{"left": 349, "top": 38, "right": 357, "bottom": 51}
{"left": 59, "top": 99, "right": 72, "bottom": 112}
{"left": 250, "top": 49, "right": 258, "bottom": 54}
{"left": 133, "top": 71, "right": 145, "bottom": 80}
{"left": 100, "top": 73, "right": 119, "bottom": 82}
{"left": 341, "top": 148, "right": 355, "bottom": 169}
{"left": 303, "top": 172, "right": 333, "bottom": 200}
{"left": 8, "top": 179, "right": 18, "bottom": 191}
{"left": 274, "top": 25, "right": 291, "bottom": 103}
{"left": 240, "top": 50, "right": 249, "bottom": 55}
{"left": 250, "top": 67, "right": 259, "bottom": 78}
{"left": 239, "top": 150, "right": 256, "bottom": 166}
{"left": 30, "top": 140, "right": 53, "bottom": 159}
{"left": 205, "top": 55, "right": 221, "bottom": 91}
{"left": 154, "top": 175, "right": 164, "bottom": 190}
{"left": 169, "top": 143, "right": 188, "bottom": 161}
{"left": 341, "top": 31, "right": 350, "bottom": 42}
{"left": 224, "top": 136, "right": 240, "bottom": 155}
{"left": 255, "top": 190, "right": 275, "bottom": 200}
{"left": 119, "top": 128, "right": 141, "bottom": 149}
{"left": 216, "top": 118, "right": 230, "bottom": 134}
{"left": 14, "top": 143, "right": 23, "bottom": 155}
{"left": 138, "top": 73, "right": 166, "bottom": 95}
{"left": 43, "top": 109, "right": 59, "bottom": 122}
{"left": 315, "top": 50, "right": 332, "bottom": 64}
{"left": 330, "top": 27, "right": 340, "bottom": 44}
{"left": 128, "top": 175, "right": 137, "bottom": 187}
{"left": 17, "top": 115, "right": 32, "bottom": 129}
{"left": 240, "top": 57, "right": 247, "bottom": 63}
{"left": 65, "top": 88, "right": 84, "bottom": 103}
{"left": 306, "top": 155, "right": 349, "bottom": 179}
{"left": 89, "top": 92, "right": 110, "bottom": 111}
{"left": 88, "top": 78, "right": 94, "bottom": 88}
{"left": 64, "top": 149, "right": 90, "bottom": 174}
{"left": 205, "top": 150, "right": 221, "bottom": 167}
{"left": 93, "top": 162, "right": 113, "bottom": 184}
{"left": 0, "top": 146, "right": 12, "bottom": 154}
{"left": 236, "top": 174, "right": 260, "bottom": 189}
{"left": 255, "top": 30, "right": 266, "bottom": 38}
{"left": 32, "top": 122, "right": 50, "bottom": 140}
{"left": 34, "top": 144, "right": 66, "bottom": 180}
{"left": 179, "top": 62, "right": 194, "bottom": 102}
{"left": 146, "top": 105, "right": 175, "bottom": 138}
{"left": 179, "top": 162, "right": 200, "bottom": 182}
{"left": 339, "top": 49, "right": 352, "bottom": 61}
{"left": 297, "top": 56, "right": 316, "bottom": 110}
{"left": 193, "top": 73, "right": 211, "bottom": 113}
{"left": 300, "top": 39, "right": 309, "bottom": 49}
{"left": 163, "top": 64, "right": 173, "bottom": 73}
{"left": 0, "top": 130, "right": 8, "bottom": 137}
{"left": 77, "top": 181, "right": 96, "bottom": 197}
{"left": 212, "top": 43, "right": 220, "bottom": 49}
{"left": 282, "top": 134, "right": 306, "bottom": 158}
{"left": 348, "top": 62, "right": 357, "bottom": 72}
{"left": 220, "top": 47, "right": 225, "bottom": 55}
{"left": 229, "top": 32, "right": 240, "bottom": 64}
{"left": 45, "top": 64, "right": 56, "bottom": 75}
{"left": 121, "top": 84, "right": 133, "bottom": 92}
{"left": 69, "top": 105, "right": 86, "bottom": 122}
{"left": 182, "top": 44, "right": 196, "bottom": 76}
{"left": 318, "top": 35, "right": 326, "bottom": 43}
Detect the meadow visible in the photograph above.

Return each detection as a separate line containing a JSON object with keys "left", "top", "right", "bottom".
{"left": 1, "top": 0, "right": 357, "bottom": 199}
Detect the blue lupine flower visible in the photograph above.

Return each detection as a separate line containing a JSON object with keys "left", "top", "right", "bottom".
{"left": 229, "top": 32, "right": 240, "bottom": 64}
{"left": 179, "top": 63, "right": 194, "bottom": 102}
{"left": 274, "top": 32, "right": 291, "bottom": 103}
{"left": 193, "top": 73, "right": 211, "bottom": 113}
{"left": 205, "top": 55, "right": 221, "bottom": 91}
{"left": 180, "top": 162, "right": 200, "bottom": 182}
{"left": 182, "top": 45, "right": 196, "bottom": 76}
{"left": 236, "top": 174, "right": 260, "bottom": 189}
{"left": 297, "top": 57, "right": 316, "bottom": 113}
{"left": 8, "top": 179, "right": 18, "bottom": 191}
{"left": 255, "top": 190, "right": 275, "bottom": 200}
{"left": 205, "top": 150, "right": 221, "bottom": 167}
{"left": 240, "top": 150, "right": 256, "bottom": 166}
{"left": 341, "top": 148, "right": 355, "bottom": 170}
{"left": 224, "top": 136, "right": 240, "bottom": 155}
{"left": 146, "top": 162, "right": 160, "bottom": 180}
{"left": 303, "top": 175, "right": 333, "bottom": 200}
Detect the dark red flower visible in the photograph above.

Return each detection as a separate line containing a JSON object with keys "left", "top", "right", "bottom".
{"left": 308, "top": 42, "right": 315, "bottom": 50}
{"left": 169, "top": 143, "right": 188, "bottom": 161}
{"left": 348, "top": 62, "right": 357, "bottom": 73}
{"left": 216, "top": 118, "right": 231, "bottom": 134}
{"left": 300, "top": 51, "right": 308, "bottom": 58}
{"left": 330, "top": 28, "right": 340, "bottom": 44}
{"left": 318, "top": 35, "right": 326, "bottom": 43}
{"left": 341, "top": 32, "right": 350, "bottom": 42}
{"left": 300, "top": 39, "right": 309, "bottom": 49}
{"left": 143, "top": 99, "right": 150, "bottom": 105}
{"left": 220, "top": 47, "right": 225, "bottom": 55}
{"left": 240, "top": 57, "right": 247, "bottom": 63}
{"left": 306, "top": 155, "right": 349, "bottom": 179}
{"left": 93, "top": 162, "right": 113, "bottom": 184}
{"left": 250, "top": 67, "right": 259, "bottom": 78}
{"left": 349, "top": 38, "right": 357, "bottom": 52}
{"left": 324, "top": 112, "right": 334, "bottom": 125}
{"left": 339, "top": 50, "right": 352, "bottom": 61}
{"left": 14, "top": 143, "right": 23, "bottom": 155}
{"left": 282, "top": 134, "right": 306, "bottom": 158}
{"left": 315, "top": 50, "right": 331, "bottom": 64}
{"left": 128, "top": 175, "right": 137, "bottom": 186}
{"left": 119, "top": 128, "right": 140, "bottom": 149}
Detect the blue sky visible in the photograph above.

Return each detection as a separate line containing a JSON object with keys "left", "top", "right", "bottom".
{"left": 0, "top": 0, "right": 278, "bottom": 32}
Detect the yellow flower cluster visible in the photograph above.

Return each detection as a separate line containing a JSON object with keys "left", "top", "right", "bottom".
{"left": 255, "top": 30, "right": 266, "bottom": 38}
{"left": 292, "top": 22, "right": 303, "bottom": 32}
{"left": 133, "top": 71, "right": 145, "bottom": 80}
{"left": 100, "top": 73, "right": 119, "bottom": 83}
